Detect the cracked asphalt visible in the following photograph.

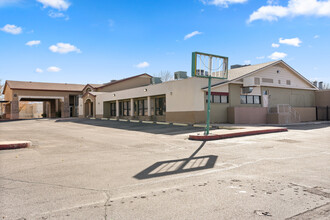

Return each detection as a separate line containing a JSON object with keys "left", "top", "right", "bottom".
{"left": 0, "top": 119, "right": 329, "bottom": 219}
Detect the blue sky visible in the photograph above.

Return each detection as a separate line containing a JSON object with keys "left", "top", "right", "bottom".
{"left": 0, "top": 0, "right": 329, "bottom": 85}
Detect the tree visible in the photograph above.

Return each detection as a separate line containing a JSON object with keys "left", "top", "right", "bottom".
{"left": 323, "top": 82, "right": 330, "bottom": 90}
{"left": 0, "top": 79, "right": 3, "bottom": 100}
{"left": 156, "top": 70, "right": 173, "bottom": 82}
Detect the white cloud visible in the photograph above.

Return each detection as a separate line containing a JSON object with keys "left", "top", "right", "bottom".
{"left": 47, "top": 66, "right": 61, "bottom": 72}
{"left": 135, "top": 61, "right": 150, "bottom": 68}
{"left": 272, "top": 43, "right": 280, "bottom": 48}
{"left": 268, "top": 52, "right": 287, "bottom": 60}
{"left": 48, "top": 10, "right": 64, "bottom": 17}
{"left": 49, "top": 43, "right": 81, "bottom": 54}
{"left": 0, "top": 0, "right": 21, "bottom": 7}
{"left": 35, "top": 68, "right": 43, "bottom": 73}
{"left": 26, "top": 40, "right": 41, "bottom": 46}
{"left": 314, "top": 35, "right": 320, "bottom": 39}
{"left": 0, "top": 24, "right": 22, "bottom": 34}
{"left": 36, "top": 0, "right": 70, "bottom": 11}
{"left": 184, "top": 31, "right": 202, "bottom": 40}
{"left": 267, "top": 0, "right": 279, "bottom": 5}
{"left": 203, "top": 0, "right": 247, "bottom": 7}
{"left": 256, "top": 56, "right": 265, "bottom": 59}
{"left": 248, "top": 0, "right": 330, "bottom": 23}
{"left": 244, "top": 60, "right": 251, "bottom": 65}
{"left": 279, "top": 37, "right": 302, "bottom": 47}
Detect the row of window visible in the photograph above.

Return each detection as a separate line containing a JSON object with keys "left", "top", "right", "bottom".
{"left": 205, "top": 95, "right": 229, "bottom": 104}
{"left": 110, "top": 94, "right": 260, "bottom": 117}
{"left": 240, "top": 95, "right": 261, "bottom": 104}
{"left": 110, "top": 97, "right": 166, "bottom": 116}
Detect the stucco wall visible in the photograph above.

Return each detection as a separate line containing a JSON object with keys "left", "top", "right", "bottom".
{"left": 261, "top": 87, "right": 315, "bottom": 107}
{"left": 293, "top": 107, "right": 316, "bottom": 122}
{"left": 94, "top": 77, "right": 225, "bottom": 117}
{"left": 166, "top": 111, "right": 205, "bottom": 124}
{"left": 315, "top": 90, "right": 330, "bottom": 106}
{"left": 252, "top": 63, "right": 313, "bottom": 89}
{"left": 227, "top": 107, "right": 268, "bottom": 124}
{"left": 4, "top": 85, "right": 13, "bottom": 101}
{"left": 208, "top": 103, "right": 229, "bottom": 123}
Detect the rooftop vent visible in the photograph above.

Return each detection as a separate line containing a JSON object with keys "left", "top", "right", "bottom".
{"left": 110, "top": 80, "right": 117, "bottom": 83}
{"left": 319, "top": 81, "right": 323, "bottom": 90}
{"left": 231, "top": 64, "right": 251, "bottom": 69}
{"left": 196, "top": 69, "right": 208, "bottom": 76}
{"left": 174, "top": 71, "right": 188, "bottom": 80}
{"left": 151, "top": 77, "right": 162, "bottom": 84}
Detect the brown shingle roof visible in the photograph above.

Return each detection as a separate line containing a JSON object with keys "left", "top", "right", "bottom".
{"left": 89, "top": 84, "right": 103, "bottom": 88}
{"left": 97, "top": 73, "right": 152, "bottom": 89}
{"left": 5, "top": 80, "right": 85, "bottom": 92}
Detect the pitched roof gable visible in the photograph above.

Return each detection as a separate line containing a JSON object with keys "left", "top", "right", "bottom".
{"left": 97, "top": 73, "right": 152, "bottom": 89}
{"left": 207, "top": 60, "right": 317, "bottom": 90}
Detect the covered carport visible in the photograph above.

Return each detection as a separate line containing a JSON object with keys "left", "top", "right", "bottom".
{"left": 2, "top": 80, "right": 85, "bottom": 120}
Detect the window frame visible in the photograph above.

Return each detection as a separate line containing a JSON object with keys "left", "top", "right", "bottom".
{"left": 206, "top": 92, "right": 229, "bottom": 104}
{"left": 240, "top": 95, "right": 261, "bottom": 104}
{"left": 155, "top": 97, "right": 166, "bottom": 116}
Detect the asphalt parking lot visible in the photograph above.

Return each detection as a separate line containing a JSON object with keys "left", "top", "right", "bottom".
{"left": 0, "top": 119, "right": 329, "bottom": 219}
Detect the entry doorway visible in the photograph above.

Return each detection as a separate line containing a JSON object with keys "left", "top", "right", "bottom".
{"left": 84, "top": 99, "right": 94, "bottom": 117}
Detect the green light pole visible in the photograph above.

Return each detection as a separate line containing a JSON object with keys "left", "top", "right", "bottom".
{"left": 191, "top": 52, "right": 228, "bottom": 136}
{"left": 205, "top": 75, "right": 211, "bottom": 135}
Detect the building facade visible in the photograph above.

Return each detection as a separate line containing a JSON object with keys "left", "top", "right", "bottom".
{"left": 2, "top": 60, "right": 323, "bottom": 124}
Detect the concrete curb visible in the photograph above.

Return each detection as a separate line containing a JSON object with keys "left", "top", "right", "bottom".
{"left": 89, "top": 118, "right": 235, "bottom": 129}
{"left": 142, "top": 121, "right": 154, "bottom": 124}
{"left": 0, "top": 141, "right": 32, "bottom": 150}
{"left": 173, "top": 123, "right": 189, "bottom": 126}
{"left": 189, "top": 128, "right": 288, "bottom": 141}
{"left": 156, "top": 122, "right": 170, "bottom": 125}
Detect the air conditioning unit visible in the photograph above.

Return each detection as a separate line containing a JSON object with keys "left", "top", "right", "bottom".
{"left": 242, "top": 87, "right": 253, "bottom": 94}
{"left": 151, "top": 77, "right": 162, "bottom": 84}
{"left": 174, "top": 71, "right": 188, "bottom": 79}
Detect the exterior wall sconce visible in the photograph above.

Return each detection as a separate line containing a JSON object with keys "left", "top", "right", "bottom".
{"left": 113, "top": 94, "right": 116, "bottom": 97}
{"left": 144, "top": 88, "right": 147, "bottom": 92}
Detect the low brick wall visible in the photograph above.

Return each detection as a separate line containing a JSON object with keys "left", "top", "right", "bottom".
{"left": 293, "top": 107, "right": 316, "bottom": 122}
{"left": 228, "top": 107, "right": 268, "bottom": 124}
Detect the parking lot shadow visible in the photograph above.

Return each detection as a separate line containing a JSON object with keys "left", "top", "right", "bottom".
{"left": 134, "top": 141, "right": 218, "bottom": 180}
{"left": 55, "top": 118, "right": 212, "bottom": 135}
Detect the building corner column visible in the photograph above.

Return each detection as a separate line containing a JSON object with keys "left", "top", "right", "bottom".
{"left": 147, "top": 96, "right": 151, "bottom": 117}
{"left": 116, "top": 100, "right": 119, "bottom": 118}
{"left": 11, "top": 98, "right": 19, "bottom": 120}
{"left": 130, "top": 98, "right": 134, "bottom": 117}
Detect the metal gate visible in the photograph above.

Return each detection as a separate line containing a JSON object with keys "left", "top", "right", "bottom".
{"left": 316, "top": 106, "right": 329, "bottom": 121}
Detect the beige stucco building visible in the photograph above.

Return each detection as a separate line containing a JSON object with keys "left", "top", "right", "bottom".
{"left": 2, "top": 60, "right": 328, "bottom": 124}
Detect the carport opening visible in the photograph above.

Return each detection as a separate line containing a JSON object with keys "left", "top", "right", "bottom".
{"left": 19, "top": 101, "right": 43, "bottom": 119}
{"left": 19, "top": 98, "right": 62, "bottom": 119}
